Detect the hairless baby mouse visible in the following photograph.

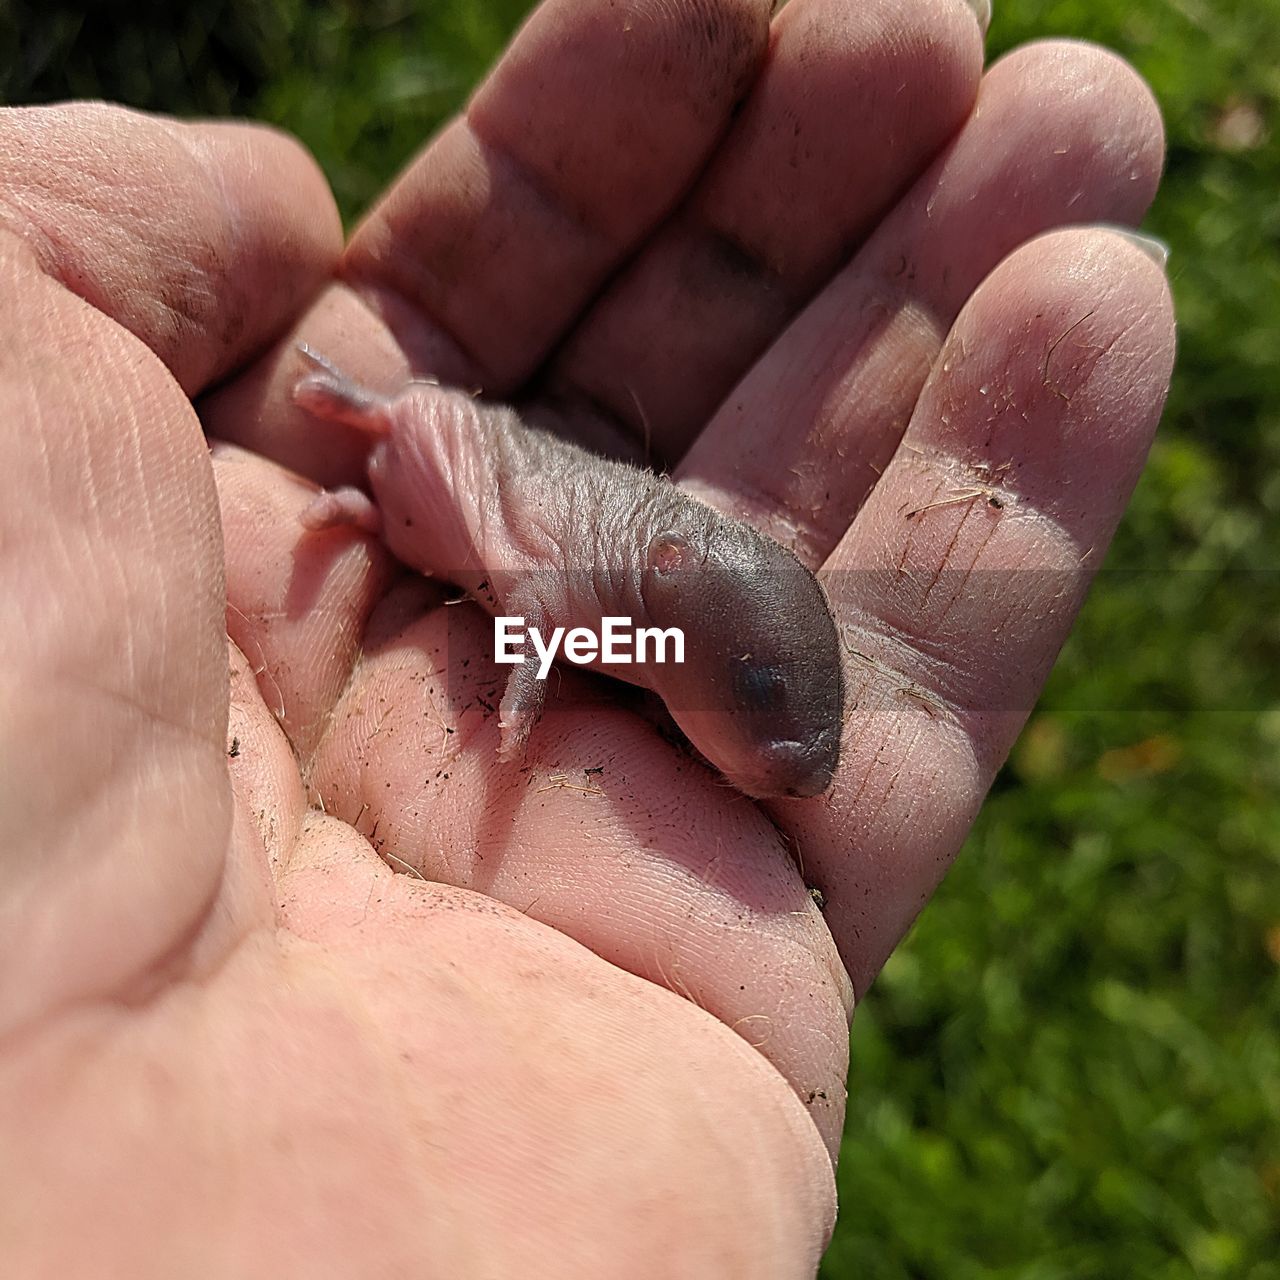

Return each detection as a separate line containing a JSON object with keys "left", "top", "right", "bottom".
{"left": 292, "top": 349, "right": 844, "bottom": 800}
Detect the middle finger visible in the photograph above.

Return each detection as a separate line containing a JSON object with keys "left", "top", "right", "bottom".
{"left": 677, "top": 41, "right": 1166, "bottom": 565}
{"left": 535, "top": 0, "right": 986, "bottom": 460}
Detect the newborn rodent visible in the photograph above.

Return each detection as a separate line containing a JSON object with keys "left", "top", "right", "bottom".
{"left": 293, "top": 349, "right": 844, "bottom": 799}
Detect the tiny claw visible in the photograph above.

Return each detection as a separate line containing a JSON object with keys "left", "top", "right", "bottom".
{"left": 495, "top": 718, "right": 533, "bottom": 765}
{"left": 296, "top": 342, "right": 347, "bottom": 378}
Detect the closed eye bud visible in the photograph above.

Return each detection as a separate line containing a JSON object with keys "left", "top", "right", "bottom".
{"left": 646, "top": 532, "right": 695, "bottom": 575}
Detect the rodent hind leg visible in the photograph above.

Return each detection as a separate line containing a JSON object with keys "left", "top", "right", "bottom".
{"left": 298, "top": 485, "right": 382, "bottom": 535}
{"left": 292, "top": 344, "right": 394, "bottom": 435}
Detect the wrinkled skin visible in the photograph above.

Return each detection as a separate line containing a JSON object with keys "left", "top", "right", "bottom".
{"left": 0, "top": 0, "right": 1175, "bottom": 1275}
{"left": 292, "top": 369, "right": 845, "bottom": 798}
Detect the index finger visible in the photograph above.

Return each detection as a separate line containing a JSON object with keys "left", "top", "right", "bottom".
{"left": 341, "top": 0, "right": 775, "bottom": 392}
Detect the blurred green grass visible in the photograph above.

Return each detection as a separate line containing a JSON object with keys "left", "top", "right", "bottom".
{"left": 5, "top": 1, "right": 1278, "bottom": 1274}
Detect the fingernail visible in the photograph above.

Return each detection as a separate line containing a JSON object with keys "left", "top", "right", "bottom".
{"left": 964, "top": 0, "right": 992, "bottom": 35}
{"left": 1100, "top": 225, "right": 1171, "bottom": 269}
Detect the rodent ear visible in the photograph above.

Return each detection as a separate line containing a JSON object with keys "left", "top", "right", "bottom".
{"left": 646, "top": 531, "right": 698, "bottom": 576}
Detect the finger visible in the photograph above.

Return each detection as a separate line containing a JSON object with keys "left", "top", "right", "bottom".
{"left": 677, "top": 41, "right": 1166, "bottom": 563}
{"left": 341, "top": 0, "right": 775, "bottom": 393}
{"left": 213, "top": 442, "right": 401, "bottom": 760}
{"left": 306, "top": 598, "right": 855, "bottom": 1157}
{"left": 225, "top": 640, "right": 310, "bottom": 877}
{"left": 538, "top": 0, "right": 985, "bottom": 460}
{"left": 770, "top": 227, "right": 1175, "bottom": 996}
{"left": 0, "top": 103, "right": 342, "bottom": 393}
{"left": 0, "top": 232, "right": 234, "bottom": 1035}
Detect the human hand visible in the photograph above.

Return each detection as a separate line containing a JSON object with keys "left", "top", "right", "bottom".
{"left": 206, "top": 0, "right": 1174, "bottom": 1147}
{"left": 1, "top": 0, "right": 1175, "bottom": 1275}
{"left": 0, "top": 92, "right": 846, "bottom": 1280}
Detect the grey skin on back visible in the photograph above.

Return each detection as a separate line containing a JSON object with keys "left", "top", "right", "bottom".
{"left": 295, "top": 362, "right": 846, "bottom": 800}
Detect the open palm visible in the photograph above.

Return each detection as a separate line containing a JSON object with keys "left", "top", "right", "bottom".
{"left": 0, "top": 0, "right": 1173, "bottom": 1274}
